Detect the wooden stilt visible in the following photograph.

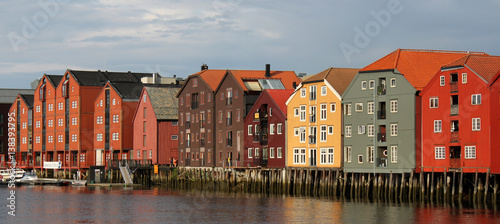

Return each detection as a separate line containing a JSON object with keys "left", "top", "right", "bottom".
{"left": 484, "top": 169, "right": 490, "bottom": 202}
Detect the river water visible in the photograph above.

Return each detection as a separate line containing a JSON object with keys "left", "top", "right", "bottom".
{"left": 1, "top": 185, "right": 499, "bottom": 223}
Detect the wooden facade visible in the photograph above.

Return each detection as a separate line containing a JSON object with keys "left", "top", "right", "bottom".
{"left": 9, "top": 94, "right": 34, "bottom": 169}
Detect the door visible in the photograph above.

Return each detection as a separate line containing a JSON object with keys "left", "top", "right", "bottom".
{"left": 95, "top": 169, "right": 101, "bottom": 183}
{"left": 96, "top": 149, "right": 103, "bottom": 166}
{"left": 262, "top": 147, "right": 268, "bottom": 167}
{"left": 310, "top": 148, "right": 317, "bottom": 166}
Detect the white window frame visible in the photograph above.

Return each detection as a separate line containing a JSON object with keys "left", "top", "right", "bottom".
{"left": 277, "top": 147, "right": 282, "bottom": 158}
{"left": 248, "top": 125, "right": 253, "bottom": 135}
{"left": 390, "top": 100, "right": 398, "bottom": 113}
{"left": 465, "top": 146, "right": 476, "bottom": 159}
{"left": 369, "top": 80, "right": 375, "bottom": 89}
{"left": 270, "top": 147, "right": 275, "bottom": 159}
{"left": 472, "top": 118, "right": 481, "bottom": 131}
{"left": 320, "top": 103, "right": 327, "bottom": 120}
{"left": 300, "top": 127, "right": 306, "bottom": 143}
{"left": 367, "top": 125, "right": 374, "bottom": 137}
{"left": 391, "top": 146, "right": 398, "bottom": 163}
{"left": 320, "top": 148, "right": 327, "bottom": 164}
{"left": 434, "top": 120, "right": 442, "bottom": 133}
{"left": 300, "top": 105, "right": 306, "bottom": 121}
{"left": 248, "top": 148, "right": 253, "bottom": 158}
{"left": 355, "top": 103, "right": 363, "bottom": 112}
{"left": 58, "top": 119, "right": 63, "bottom": 126}
{"left": 300, "top": 148, "right": 306, "bottom": 164}
{"left": 320, "top": 125, "right": 327, "bottom": 142}
{"left": 361, "top": 81, "right": 367, "bottom": 90}
{"left": 300, "top": 88, "right": 306, "bottom": 98}
{"left": 328, "top": 126, "right": 334, "bottom": 135}
{"left": 294, "top": 108, "right": 299, "bottom": 117}
{"left": 344, "top": 104, "right": 351, "bottom": 115}
{"left": 462, "top": 73, "right": 467, "bottom": 84}
{"left": 367, "top": 102, "right": 374, "bottom": 114}
{"left": 344, "top": 146, "right": 352, "bottom": 163}
{"left": 435, "top": 147, "right": 445, "bottom": 159}
{"left": 471, "top": 94, "right": 481, "bottom": 105}
{"left": 321, "top": 86, "right": 327, "bottom": 96}
{"left": 440, "top": 76, "right": 445, "bottom": 86}
{"left": 293, "top": 149, "right": 299, "bottom": 164}
{"left": 390, "top": 123, "right": 398, "bottom": 136}
{"left": 367, "top": 146, "right": 374, "bottom": 163}
{"left": 330, "top": 103, "right": 336, "bottom": 113}
{"left": 277, "top": 123, "right": 282, "bottom": 134}
{"left": 294, "top": 128, "right": 299, "bottom": 136}
{"left": 390, "top": 78, "right": 396, "bottom": 87}
{"left": 345, "top": 126, "right": 352, "bottom": 138}
{"left": 430, "top": 97, "right": 439, "bottom": 108}
{"left": 270, "top": 124, "right": 275, "bottom": 135}
{"left": 358, "top": 125, "right": 365, "bottom": 135}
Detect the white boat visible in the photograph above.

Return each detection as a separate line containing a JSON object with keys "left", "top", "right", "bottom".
{"left": 0, "top": 168, "right": 26, "bottom": 182}
{"left": 17, "top": 171, "right": 38, "bottom": 184}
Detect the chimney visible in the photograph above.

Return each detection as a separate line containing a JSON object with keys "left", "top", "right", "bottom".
{"left": 293, "top": 82, "right": 297, "bottom": 89}
{"left": 201, "top": 63, "right": 208, "bottom": 71}
{"left": 265, "top": 64, "right": 271, "bottom": 77}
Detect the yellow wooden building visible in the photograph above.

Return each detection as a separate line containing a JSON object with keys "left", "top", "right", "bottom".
{"left": 286, "top": 68, "right": 358, "bottom": 168}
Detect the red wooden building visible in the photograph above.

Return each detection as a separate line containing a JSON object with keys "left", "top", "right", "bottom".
{"left": 9, "top": 93, "right": 34, "bottom": 169}
{"left": 133, "top": 85, "right": 181, "bottom": 165}
{"left": 214, "top": 65, "right": 299, "bottom": 167}
{"left": 243, "top": 89, "right": 293, "bottom": 168}
{"left": 421, "top": 55, "right": 500, "bottom": 173}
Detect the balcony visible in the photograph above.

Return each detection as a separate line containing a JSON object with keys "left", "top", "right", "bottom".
{"left": 377, "top": 110, "right": 386, "bottom": 120}
{"left": 450, "top": 105, "right": 458, "bottom": 116}
{"left": 377, "top": 158, "right": 388, "bottom": 167}
{"left": 191, "top": 101, "right": 198, "bottom": 110}
{"left": 450, "top": 81, "right": 458, "bottom": 93}
{"left": 377, "top": 85, "right": 386, "bottom": 95}
{"left": 377, "top": 133, "right": 386, "bottom": 142}
{"left": 450, "top": 132, "right": 459, "bottom": 143}
{"left": 450, "top": 158, "right": 461, "bottom": 169}
{"left": 226, "top": 138, "right": 233, "bottom": 147}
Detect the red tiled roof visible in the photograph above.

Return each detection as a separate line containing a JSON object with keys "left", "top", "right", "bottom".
{"left": 443, "top": 55, "right": 500, "bottom": 83}
{"left": 265, "top": 89, "right": 294, "bottom": 116}
{"left": 195, "top": 69, "right": 227, "bottom": 91}
{"left": 228, "top": 70, "right": 299, "bottom": 91}
{"left": 361, "top": 49, "right": 488, "bottom": 90}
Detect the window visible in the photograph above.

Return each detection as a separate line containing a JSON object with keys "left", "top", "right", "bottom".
{"left": 471, "top": 94, "right": 481, "bottom": 105}
{"left": 309, "top": 106, "right": 316, "bottom": 123}
{"left": 367, "top": 146, "right": 374, "bottom": 163}
{"left": 36, "top": 121, "right": 40, "bottom": 128}
{"left": 321, "top": 86, "right": 327, "bottom": 96}
{"left": 48, "top": 120, "right": 53, "bottom": 127}
{"left": 137, "top": 150, "right": 140, "bottom": 158}
{"left": 344, "top": 146, "right": 352, "bottom": 163}
{"left": 345, "top": 126, "right": 352, "bottom": 137}
{"left": 358, "top": 155, "right": 363, "bottom": 163}
{"left": 277, "top": 123, "right": 282, "bottom": 134}
{"left": 300, "top": 127, "right": 306, "bottom": 143}
{"left": 255, "top": 148, "right": 260, "bottom": 157}
{"left": 330, "top": 103, "right": 336, "bottom": 112}
{"left": 300, "top": 149, "right": 306, "bottom": 164}
{"left": 300, "top": 105, "right": 306, "bottom": 121}
{"left": 344, "top": 104, "right": 351, "bottom": 115}
{"left": 248, "top": 125, "right": 253, "bottom": 135}
{"left": 465, "top": 146, "right": 476, "bottom": 159}
{"left": 294, "top": 108, "right": 299, "bottom": 117}
{"left": 294, "top": 128, "right": 299, "bottom": 136}
{"left": 440, "top": 76, "right": 445, "bottom": 86}
{"left": 361, "top": 81, "right": 367, "bottom": 90}
{"left": 434, "top": 120, "right": 442, "bottom": 133}
{"left": 72, "top": 134, "right": 77, "bottom": 142}
{"left": 58, "top": 119, "right": 63, "bottom": 126}
{"left": 22, "top": 137, "right": 26, "bottom": 144}
{"left": 270, "top": 147, "right": 275, "bottom": 158}
{"left": 99, "top": 100, "right": 103, "bottom": 107}
{"left": 430, "top": 98, "right": 439, "bottom": 108}
{"left": 270, "top": 124, "right": 275, "bottom": 135}
{"left": 320, "top": 148, "right": 327, "bottom": 164}
{"left": 113, "top": 115, "right": 119, "bottom": 123}
{"left": 97, "top": 133, "right": 103, "bottom": 141}
{"left": 390, "top": 123, "right": 398, "bottom": 136}
{"left": 293, "top": 149, "right": 300, "bottom": 164}
{"left": 22, "top": 122, "right": 26, "bottom": 129}
{"left": 355, "top": 103, "right": 363, "bottom": 112}
{"left": 80, "top": 153, "right": 85, "bottom": 162}
{"left": 367, "top": 125, "right": 374, "bottom": 137}
{"left": 328, "top": 126, "right": 334, "bottom": 135}
{"left": 320, "top": 104, "right": 327, "bottom": 120}
{"left": 218, "top": 111, "right": 222, "bottom": 123}
{"left": 36, "top": 136, "right": 40, "bottom": 143}
{"left": 435, "top": 147, "right": 445, "bottom": 159}
{"left": 309, "top": 126, "right": 317, "bottom": 144}
{"left": 97, "top": 116, "right": 103, "bottom": 124}
{"left": 149, "top": 150, "right": 152, "bottom": 159}
{"left": 462, "top": 73, "right": 467, "bottom": 84}
{"left": 58, "top": 103, "right": 63, "bottom": 110}
{"left": 112, "top": 133, "right": 119, "bottom": 141}
{"left": 309, "top": 85, "right": 316, "bottom": 100}
{"left": 226, "top": 111, "right": 232, "bottom": 126}
{"left": 276, "top": 147, "right": 282, "bottom": 158}
{"left": 358, "top": 125, "right": 365, "bottom": 134}
{"left": 72, "top": 101, "right": 77, "bottom": 108}
{"left": 72, "top": 117, "right": 77, "bottom": 126}
{"left": 48, "top": 135, "right": 53, "bottom": 143}
{"left": 472, "top": 118, "right": 481, "bottom": 131}
{"left": 390, "top": 78, "right": 396, "bottom": 87}
{"left": 391, "top": 146, "right": 398, "bottom": 163}
{"left": 390, "top": 100, "right": 398, "bottom": 113}
{"left": 36, "top": 105, "right": 40, "bottom": 113}
{"left": 367, "top": 102, "right": 374, "bottom": 114}
{"left": 48, "top": 104, "right": 53, "bottom": 111}
{"left": 369, "top": 80, "right": 375, "bottom": 89}
{"left": 320, "top": 125, "right": 327, "bottom": 142}
{"left": 300, "top": 88, "right": 306, "bottom": 98}
{"left": 248, "top": 148, "right": 253, "bottom": 158}
{"left": 58, "top": 135, "right": 63, "bottom": 143}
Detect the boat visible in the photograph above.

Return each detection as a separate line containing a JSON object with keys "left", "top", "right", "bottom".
{"left": 0, "top": 168, "right": 26, "bottom": 182}
{"left": 17, "top": 171, "right": 38, "bottom": 184}
{"left": 71, "top": 180, "right": 87, "bottom": 186}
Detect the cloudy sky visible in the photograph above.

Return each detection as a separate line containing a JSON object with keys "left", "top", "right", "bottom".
{"left": 1, "top": 0, "right": 500, "bottom": 89}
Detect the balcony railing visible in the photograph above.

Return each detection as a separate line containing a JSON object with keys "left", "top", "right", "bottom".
{"left": 377, "top": 133, "right": 386, "bottom": 142}
{"left": 378, "top": 110, "right": 386, "bottom": 119}
{"left": 450, "top": 82, "right": 458, "bottom": 93}
{"left": 450, "top": 158, "right": 461, "bottom": 169}
{"left": 377, "top": 158, "right": 388, "bottom": 167}
{"left": 377, "top": 85, "right": 386, "bottom": 95}
{"left": 450, "top": 132, "right": 459, "bottom": 143}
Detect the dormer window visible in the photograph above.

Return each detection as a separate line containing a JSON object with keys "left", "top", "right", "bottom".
{"left": 39, "top": 80, "right": 46, "bottom": 101}
{"left": 62, "top": 79, "right": 69, "bottom": 98}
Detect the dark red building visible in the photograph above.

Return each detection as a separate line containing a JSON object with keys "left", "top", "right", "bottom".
{"left": 243, "top": 89, "right": 293, "bottom": 168}
{"left": 133, "top": 85, "right": 181, "bottom": 165}
{"left": 6, "top": 91, "right": 35, "bottom": 169}
{"left": 421, "top": 55, "right": 500, "bottom": 173}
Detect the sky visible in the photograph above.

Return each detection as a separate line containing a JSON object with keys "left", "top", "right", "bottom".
{"left": 1, "top": 0, "right": 500, "bottom": 89}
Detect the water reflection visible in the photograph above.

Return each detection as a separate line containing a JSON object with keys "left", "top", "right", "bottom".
{"left": 0, "top": 186, "right": 499, "bottom": 223}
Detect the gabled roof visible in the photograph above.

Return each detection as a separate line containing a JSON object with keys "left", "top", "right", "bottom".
{"left": 360, "top": 49, "right": 488, "bottom": 90}
{"left": 227, "top": 70, "right": 298, "bottom": 92}
{"left": 109, "top": 82, "right": 146, "bottom": 100}
{"left": 305, "top": 67, "right": 359, "bottom": 95}
{"left": 443, "top": 55, "right": 500, "bottom": 84}
{"left": 176, "top": 69, "right": 226, "bottom": 97}
{"left": 45, "top": 75, "right": 63, "bottom": 87}
{"left": 145, "top": 85, "right": 181, "bottom": 120}
{"left": 265, "top": 89, "right": 294, "bottom": 116}
{"left": 19, "top": 94, "right": 34, "bottom": 108}
{"left": 0, "top": 89, "right": 35, "bottom": 104}
{"left": 67, "top": 70, "right": 152, "bottom": 86}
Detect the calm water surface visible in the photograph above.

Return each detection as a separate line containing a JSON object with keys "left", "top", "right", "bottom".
{"left": 1, "top": 185, "right": 500, "bottom": 223}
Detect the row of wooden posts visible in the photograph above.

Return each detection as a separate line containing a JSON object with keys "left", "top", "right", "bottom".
{"left": 110, "top": 166, "right": 500, "bottom": 206}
